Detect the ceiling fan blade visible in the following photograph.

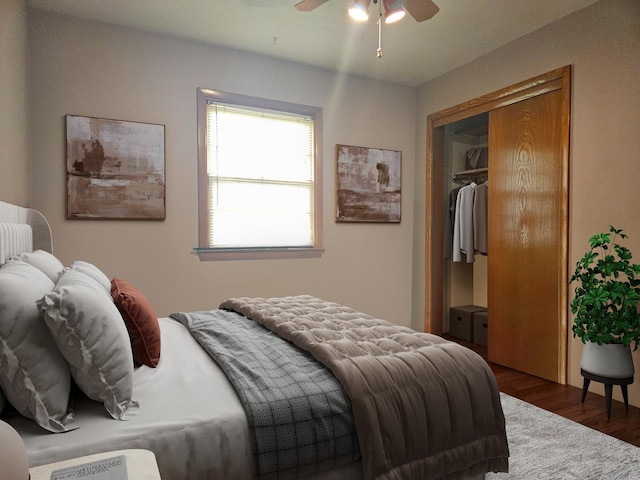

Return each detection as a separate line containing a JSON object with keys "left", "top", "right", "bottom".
{"left": 294, "top": 0, "right": 330, "bottom": 12}
{"left": 404, "top": 0, "right": 439, "bottom": 22}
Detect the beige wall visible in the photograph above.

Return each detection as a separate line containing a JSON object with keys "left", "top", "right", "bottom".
{"left": 26, "top": 10, "right": 417, "bottom": 326}
{"left": 0, "top": 0, "right": 29, "bottom": 206}
{"left": 412, "top": 0, "right": 640, "bottom": 404}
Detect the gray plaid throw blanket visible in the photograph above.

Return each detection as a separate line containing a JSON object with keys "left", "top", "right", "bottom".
{"left": 170, "top": 309, "right": 360, "bottom": 479}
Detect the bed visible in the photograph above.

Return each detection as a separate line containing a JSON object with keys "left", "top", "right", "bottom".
{"left": 0, "top": 200, "right": 509, "bottom": 480}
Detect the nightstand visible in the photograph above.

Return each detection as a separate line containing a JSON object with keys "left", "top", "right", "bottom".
{"left": 29, "top": 449, "right": 160, "bottom": 480}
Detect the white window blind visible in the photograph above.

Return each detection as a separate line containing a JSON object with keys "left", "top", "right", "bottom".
{"left": 206, "top": 101, "right": 315, "bottom": 249}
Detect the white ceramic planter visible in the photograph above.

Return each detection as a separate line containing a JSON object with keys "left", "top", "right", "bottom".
{"left": 580, "top": 341, "right": 635, "bottom": 379}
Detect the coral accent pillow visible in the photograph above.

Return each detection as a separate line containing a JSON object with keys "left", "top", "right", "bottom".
{"left": 111, "top": 278, "right": 161, "bottom": 368}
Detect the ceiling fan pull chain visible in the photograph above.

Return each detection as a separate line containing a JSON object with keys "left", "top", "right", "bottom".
{"left": 377, "top": 13, "right": 383, "bottom": 58}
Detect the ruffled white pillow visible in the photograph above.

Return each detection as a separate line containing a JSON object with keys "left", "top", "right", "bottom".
{"left": 0, "top": 261, "right": 77, "bottom": 432}
{"left": 12, "top": 249, "right": 64, "bottom": 283}
{"left": 69, "top": 260, "right": 111, "bottom": 294}
{"left": 40, "top": 269, "right": 139, "bottom": 420}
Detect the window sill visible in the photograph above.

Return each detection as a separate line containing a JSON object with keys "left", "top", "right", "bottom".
{"left": 194, "top": 247, "right": 325, "bottom": 261}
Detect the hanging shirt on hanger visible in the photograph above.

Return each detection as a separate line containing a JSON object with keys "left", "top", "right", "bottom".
{"left": 453, "top": 182, "right": 477, "bottom": 263}
{"left": 444, "top": 186, "right": 462, "bottom": 259}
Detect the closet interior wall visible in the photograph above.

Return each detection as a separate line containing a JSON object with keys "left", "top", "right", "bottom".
{"left": 443, "top": 113, "right": 489, "bottom": 333}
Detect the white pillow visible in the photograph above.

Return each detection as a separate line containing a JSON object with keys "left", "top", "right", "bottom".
{"left": 12, "top": 249, "right": 64, "bottom": 283}
{"left": 40, "top": 269, "right": 139, "bottom": 420}
{"left": 69, "top": 260, "right": 111, "bottom": 294}
{"left": 0, "top": 261, "right": 77, "bottom": 432}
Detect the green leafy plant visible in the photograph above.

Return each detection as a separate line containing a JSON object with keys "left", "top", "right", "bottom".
{"left": 570, "top": 226, "right": 640, "bottom": 349}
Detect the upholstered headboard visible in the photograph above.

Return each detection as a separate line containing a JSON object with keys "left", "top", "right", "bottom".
{"left": 0, "top": 201, "right": 53, "bottom": 265}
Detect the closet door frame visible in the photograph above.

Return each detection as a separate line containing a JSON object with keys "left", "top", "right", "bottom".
{"left": 424, "top": 66, "right": 570, "bottom": 380}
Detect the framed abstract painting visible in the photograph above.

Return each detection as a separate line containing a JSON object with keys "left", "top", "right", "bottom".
{"left": 66, "top": 115, "right": 165, "bottom": 220}
{"left": 336, "top": 144, "right": 401, "bottom": 223}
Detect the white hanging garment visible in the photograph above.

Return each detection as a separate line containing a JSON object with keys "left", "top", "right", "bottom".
{"left": 452, "top": 182, "right": 477, "bottom": 263}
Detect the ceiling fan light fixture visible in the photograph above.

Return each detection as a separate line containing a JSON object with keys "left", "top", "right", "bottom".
{"left": 382, "top": 0, "right": 406, "bottom": 24}
{"left": 348, "top": 0, "right": 371, "bottom": 22}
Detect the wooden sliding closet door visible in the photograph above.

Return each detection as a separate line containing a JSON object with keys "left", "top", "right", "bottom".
{"left": 487, "top": 90, "right": 566, "bottom": 382}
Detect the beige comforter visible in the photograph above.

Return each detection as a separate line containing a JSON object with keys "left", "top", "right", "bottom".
{"left": 220, "top": 295, "right": 509, "bottom": 480}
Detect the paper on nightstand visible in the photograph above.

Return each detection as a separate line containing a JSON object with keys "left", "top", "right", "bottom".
{"left": 50, "top": 455, "right": 128, "bottom": 480}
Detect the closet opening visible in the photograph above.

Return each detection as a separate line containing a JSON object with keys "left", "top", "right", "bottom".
{"left": 442, "top": 114, "right": 489, "bottom": 343}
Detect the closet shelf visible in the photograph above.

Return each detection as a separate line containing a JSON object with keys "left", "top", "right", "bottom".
{"left": 452, "top": 167, "right": 488, "bottom": 184}
{"left": 455, "top": 167, "right": 488, "bottom": 176}
{"left": 454, "top": 124, "right": 488, "bottom": 138}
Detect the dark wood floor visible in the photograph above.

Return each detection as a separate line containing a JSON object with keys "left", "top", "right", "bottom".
{"left": 445, "top": 335, "right": 640, "bottom": 447}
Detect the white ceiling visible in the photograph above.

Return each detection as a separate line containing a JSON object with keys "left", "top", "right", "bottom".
{"left": 27, "top": 0, "right": 598, "bottom": 87}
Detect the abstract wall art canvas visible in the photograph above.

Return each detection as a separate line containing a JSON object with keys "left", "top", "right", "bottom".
{"left": 336, "top": 144, "right": 401, "bottom": 223}
{"left": 66, "top": 115, "right": 165, "bottom": 220}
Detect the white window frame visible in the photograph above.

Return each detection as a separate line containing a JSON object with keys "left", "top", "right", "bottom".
{"left": 196, "top": 88, "right": 324, "bottom": 261}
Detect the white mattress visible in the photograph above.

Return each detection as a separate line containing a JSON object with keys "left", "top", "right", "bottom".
{"left": 7, "top": 317, "right": 362, "bottom": 479}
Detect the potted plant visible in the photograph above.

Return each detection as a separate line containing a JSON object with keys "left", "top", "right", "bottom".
{"left": 570, "top": 226, "right": 640, "bottom": 378}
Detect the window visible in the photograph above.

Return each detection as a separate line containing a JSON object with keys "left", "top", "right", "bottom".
{"left": 196, "top": 88, "right": 323, "bottom": 260}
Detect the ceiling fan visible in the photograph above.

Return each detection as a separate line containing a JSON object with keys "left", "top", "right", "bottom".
{"left": 295, "top": 0, "right": 439, "bottom": 58}
{"left": 294, "top": 0, "right": 440, "bottom": 23}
